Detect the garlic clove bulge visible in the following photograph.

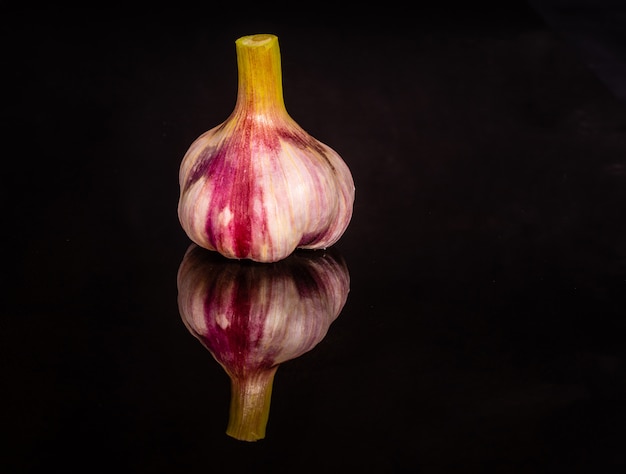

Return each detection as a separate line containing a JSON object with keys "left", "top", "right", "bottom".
{"left": 178, "top": 34, "right": 355, "bottom": 263}
{"left": 176, "top": 243, "right": 350, "bottom": 441}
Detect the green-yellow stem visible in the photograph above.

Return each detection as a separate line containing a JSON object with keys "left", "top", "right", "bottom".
{"left": 226, "top": 366, "right": 278, "bottom": 442}
{"left": 234, "top": 34, "right": 287, "bottom": 117}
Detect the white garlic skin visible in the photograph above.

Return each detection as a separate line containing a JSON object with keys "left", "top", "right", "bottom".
{"left": 178, "top": 117, "right": 355, "bottom": 263}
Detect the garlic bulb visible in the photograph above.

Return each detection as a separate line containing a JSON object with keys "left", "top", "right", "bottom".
{"left": 178, "top": 34, "right": 355, "bottom": 263}
{"left": 176, "top": 243, "right": 350, "bottom": 441}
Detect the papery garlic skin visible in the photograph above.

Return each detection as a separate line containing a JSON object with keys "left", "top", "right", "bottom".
{"left": 178, "top": 34, "right": 355, "bottom": 263}
{"left": 177, "top": 244, "right": 350, "bottom": 441}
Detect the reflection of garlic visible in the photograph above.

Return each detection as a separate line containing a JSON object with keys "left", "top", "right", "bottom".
{"left": 178, "top": 34, "right": 355, "bottom": 263}
{"left": 177, "top": 244, "right": 350, "bottom": 441}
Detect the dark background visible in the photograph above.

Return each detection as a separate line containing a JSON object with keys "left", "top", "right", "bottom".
{"left": 3, "top": 1, "right": 626, "bottom": 472}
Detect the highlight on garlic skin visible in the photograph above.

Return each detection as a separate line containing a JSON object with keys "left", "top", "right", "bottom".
{"left": 176, "top": 243, "right": 350, "bottom": 441}
{"left": 178, "top": 34, "right": 355, "bottom": 263}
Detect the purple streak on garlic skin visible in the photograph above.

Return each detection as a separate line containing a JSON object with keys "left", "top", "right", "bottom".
{"left": 177, "top": 244, "right": 350, "bottom": 376}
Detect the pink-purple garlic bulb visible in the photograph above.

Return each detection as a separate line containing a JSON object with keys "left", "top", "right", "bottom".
{"left": 178, "top": 34, "right": 355, "bottom": 263}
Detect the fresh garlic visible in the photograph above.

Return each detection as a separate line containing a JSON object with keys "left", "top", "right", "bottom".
{"left": 176, "top": 243, "right": 350, "bottom": 441}
{"left": 178, "top": 34, "right": 355, "bottom": 263}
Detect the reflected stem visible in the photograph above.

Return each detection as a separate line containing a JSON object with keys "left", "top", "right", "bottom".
{"left": 226, "top": 366, "right": 279, "bottom": 442}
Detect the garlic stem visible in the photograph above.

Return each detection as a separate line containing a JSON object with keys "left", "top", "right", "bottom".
{"left": 234, "top": 34, "right": 286, "bottom": 118}
{"left": 226, "top": 366, "right": 278, "bottom": 442}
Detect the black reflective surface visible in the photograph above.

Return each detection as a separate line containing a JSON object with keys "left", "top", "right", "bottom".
{"left": 4, "top": 2, "right": 626, "bottom": 472}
